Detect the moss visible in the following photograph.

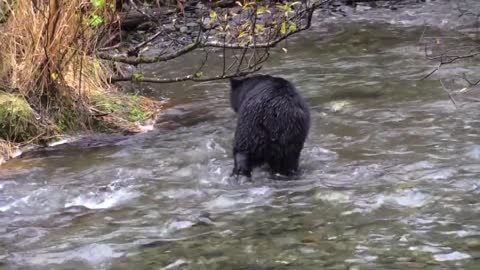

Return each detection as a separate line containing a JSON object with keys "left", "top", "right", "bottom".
{"left": 126, "top": 94, "right": 148, "bottom": 123}
{"left": 90, "top": 90, "right": 163, "bottom": 132}
{"left": 128, "top": 106, "right": 147, "bottom": 122}
{"left": 0, "top": 92, "right": 40, "bottom": 142}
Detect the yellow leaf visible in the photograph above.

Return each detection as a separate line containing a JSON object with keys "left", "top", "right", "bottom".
{"left": 277, "top": 4, "right": 292, "bottom": 13}
{"left": 256, "top": 6, "right": 266, "bottom": 14}
{"left": 289, "top": 23, "right": 297, "bottom": 32}
{"left": 282, "top": 47, "right": 288, "bottom": 53}
{"left": 281, "top": 21, "right": 287, "bottom": 35}
{"left": 209, "top": 11, "right": 217, "bottom": 18}
{"left": 236, "top": 1, "right": 243, "bottom": 7}
{"left": 51, "top": 72, "right": 58, "bottom": 81}
{"left": 255, "top": 24, "right": 265, "bottom": 31}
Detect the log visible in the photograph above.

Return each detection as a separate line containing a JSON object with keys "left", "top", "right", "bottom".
{"left": 119, "top": 7, "right": 175, "bottom": 30}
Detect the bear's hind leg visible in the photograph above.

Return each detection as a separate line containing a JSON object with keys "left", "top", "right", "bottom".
{"left": 268, "top": 146, "right": 301, "bottom": 177}
{"left": 231, "top": 152, "right": 252, "bottom": 178}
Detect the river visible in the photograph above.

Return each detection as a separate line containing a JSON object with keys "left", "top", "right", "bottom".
{"left": 1, "top": 0, "right": 480, "bottom": 269}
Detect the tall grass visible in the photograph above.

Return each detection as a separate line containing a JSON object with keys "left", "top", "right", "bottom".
{"left": 0, "top": 0, "right": 117, "bottom": 136}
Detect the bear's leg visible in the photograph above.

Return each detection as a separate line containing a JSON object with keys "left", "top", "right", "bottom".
{"left": 231, "top": 152, "right": 252, "bottom": 178}
{"left": 268, "top": 145, "right": 301, "bottom": 176}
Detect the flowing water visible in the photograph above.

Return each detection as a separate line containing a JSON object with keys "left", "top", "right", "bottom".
{"left": 1, "top": 1, "right": 480, "bottom": 269}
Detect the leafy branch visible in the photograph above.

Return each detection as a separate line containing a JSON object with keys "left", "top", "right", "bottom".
{"left": 96, "top": 0, "right": 332, "bottom": 84}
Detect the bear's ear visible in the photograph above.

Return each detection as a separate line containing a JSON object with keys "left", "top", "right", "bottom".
{"left": 230, "top": 77, "right": 243, "bottom": 89}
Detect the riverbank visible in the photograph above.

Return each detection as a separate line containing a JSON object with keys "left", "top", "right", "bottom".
{"left": 0, "top": 0, "right": 168, "bottom": 165}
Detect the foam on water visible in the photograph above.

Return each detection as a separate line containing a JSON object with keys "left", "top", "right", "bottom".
{"left": 65, "top": 188, "right": 140, "bottom": 210}
{"left": 0, "top": 188, "right": 64, "bottom": 214}
{"left": 23, "top": 243, "right": 123, "bottom": 267}
{"left": 433, "top": 251, "right": 472, "bottom": 262}
{"left": 204, "top": 186, "right": 274, "bottom": 212}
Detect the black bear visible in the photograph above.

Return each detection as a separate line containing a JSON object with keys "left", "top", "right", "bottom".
{"left": 229, "top": 74, "right": 310, "bottom": 179}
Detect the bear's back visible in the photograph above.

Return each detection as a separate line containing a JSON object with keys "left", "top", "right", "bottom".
{"left": 239, "top": 76, "right": 309, "bottom": 116}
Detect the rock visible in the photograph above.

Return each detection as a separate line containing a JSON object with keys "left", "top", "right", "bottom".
{"left": 179, "top": 26, "right": 188, "bottom": 33}
{"left": 202, "top": 17, "right": 210, "bottom": 25}
{"left": 186, "top": 22, "right": 197, "bottom": 28}
{"left": 164, "top": 23, "right": 175, "bottom": 31}
{"left": 196, "top": 2, "right": 206, "bottom": 11}
{"left": 466, "top": 238, "right": 480, "bottom": 251}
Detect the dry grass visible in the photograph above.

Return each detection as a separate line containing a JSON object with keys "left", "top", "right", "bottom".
{"left": 0, "top": 139, "right": 20, "bottom": 165}
{"left": 0, "top": 0, "right": 165, "bottom": 164}
{"left": 0, "top": 0, "right": 117, "bottom": 134}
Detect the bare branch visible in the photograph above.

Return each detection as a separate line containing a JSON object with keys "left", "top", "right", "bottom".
{"left": 427, "top": 51, "right": 480, "bottom": 64}
{"left": 97, "top": 42, "right": 201, "bottom": 64}
{"left": 109, "top": 67, "right": 262, "bottom": 83}
{"left": 461, "top": 73, "right": 480, "bottom": 86}
{"left": 127, "top": 29, "right": 166, "bottom": 56}
{"left": 97, "top": 0, "right": 326, "bottom": 65}
{"left": 439, "top": 80, "right": 457, "bottom": 109}
{"left": 109, "top": 46, "right": 271, "bottom": 84}
{"left": 420, "top": 63, "right": 440, "bottom": 80}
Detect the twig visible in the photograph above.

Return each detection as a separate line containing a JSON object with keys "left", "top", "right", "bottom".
{"left": 418, "top": 24, "right": 427, "bottom": 44}
{"left": 420, "top": 63, "right": 440, "bottom": 80}
{"left": 427, "top": 51, "right": 480, "bottom": 64}
{"left": 127, "top": 29, "right": 165, "bottom": 56}
{"left": 129, "top": 0, "right": 156, "bottom": 21}
{"left": 97, "top": 41, "right": 201, "bottom": 64}
{"left": 462, "top": 73, "right": 480, "bottom": 86}
{"left": 439, "top": 80, "right": 457, "bottom": 109}
{"left": 98, "top": 44, "right": 121, "bottom": 52}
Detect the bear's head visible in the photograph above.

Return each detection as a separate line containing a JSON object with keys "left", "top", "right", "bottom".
{"left": 229, "top": 75, "right": 273, "bottom": 112}
{"left": 229, "top": 77, "right": 247, "bottom": 113}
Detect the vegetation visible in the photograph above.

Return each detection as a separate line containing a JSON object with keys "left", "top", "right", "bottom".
{"left": 0, "top": 0, "right": 328, "bottom": 164}
{"left": 0, "top": 0, "right": 167, "bottom": 163}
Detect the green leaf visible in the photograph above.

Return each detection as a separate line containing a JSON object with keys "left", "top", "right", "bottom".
{"left": 280, "top": 21, "right": 287, "bottom": 35}
{"left": 89, "top": 14, "right": 103, "bottom": 27}
{"left": 289, "top": 23, "right": 297, "bottom": 32}
{"left": 132, "top": 73, "right": 144, "bottom": 82}
{"left": 91, "top": 0, "right": 105, "bottom": 9}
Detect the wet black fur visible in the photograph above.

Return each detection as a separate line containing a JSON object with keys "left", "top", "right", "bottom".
{"left": 229, "top": 74, "right": 310, "bottom": 178}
